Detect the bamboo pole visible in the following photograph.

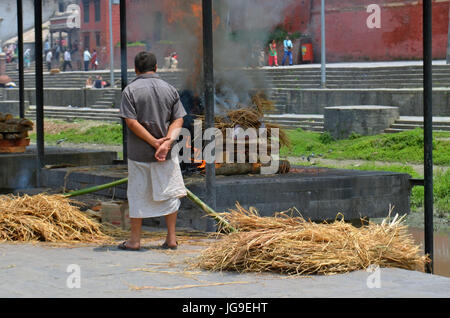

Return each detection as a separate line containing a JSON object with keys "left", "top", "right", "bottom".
{"left": 63, "top": 178, "right": 236, "bottom": 233}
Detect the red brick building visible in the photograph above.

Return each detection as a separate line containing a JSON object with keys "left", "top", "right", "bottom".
{"left": 79, "top": 0, "right": 120, "bottom": 68}
{"left": 79, "top": 0, "right": 450, "bottom": 68}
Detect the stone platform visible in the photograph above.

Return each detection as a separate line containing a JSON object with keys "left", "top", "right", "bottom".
{"left": 0, "top": 145, "right": 117, "bottom": 190}
{"left": 42, "top": 164, "right": 412, "bottom": 231}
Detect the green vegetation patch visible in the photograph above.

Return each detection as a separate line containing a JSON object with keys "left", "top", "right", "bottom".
{"left": 281, "top": 128, "right": 450, "bottom": 165}
{"left": 30, "top": 124, "right": 123, "bottom": 145}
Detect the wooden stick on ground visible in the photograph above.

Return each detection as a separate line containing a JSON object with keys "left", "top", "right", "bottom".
{"left": 64, "top": 178, "right": 237, "bottom": 233}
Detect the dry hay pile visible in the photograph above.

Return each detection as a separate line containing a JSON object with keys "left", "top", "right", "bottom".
{"left": 198, "top": 92, "right": 290, "bottom": 148}
{"left": 0, "top": 194, "right": 108, "bottom": 243}
{"left": 196, "top": 204, "right": 429, "bottom": 275}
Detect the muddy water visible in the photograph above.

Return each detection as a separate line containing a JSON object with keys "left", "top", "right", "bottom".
{"left": 408, "top": 227, "right": 450, "bottom": 277}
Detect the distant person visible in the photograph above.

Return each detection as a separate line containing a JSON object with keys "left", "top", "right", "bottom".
{"left": 102, "top": 79, "right": 111, "bottom": 88}
{"left": 94, "top": 75, "right": 103, "bottom": 88}
{"left": 83, "top": 48, "right": 91, "bottom": 71}
{"left": 71, "top": 41, "right": 81, "bottom": 70}
{"left": 54, "top": 45, "right": 61, "bottom": 65}
{"left": 169, "top": 52, "right": 178, "bottom": 69}
{"left": 90, "top": 49, "right": 98, "bottom": 70}
{"left": 85, "top": 76, "right": 94, "bottom": 88}
{"left": 44, "top": 40, "right": 50, "bottom": 55}
{"left": 281, "top": 35, "right": 293, "bottom": 66}
{"left": 46, "top": 50, "right": 53, "bottom": 72}
{"left": 24, "top": 48, "right": 31, "bottom": 68}
{"left": 63, "top": 49, "right": 73, "bottom": 72}
{"left": 268, "top": 40, "right": 278, "bottom": 67}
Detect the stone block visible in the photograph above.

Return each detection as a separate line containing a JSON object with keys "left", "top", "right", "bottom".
{"left": 0, "top": 100, "right": 30, "bottom": 117}
{"left": 324, "top": 105, "right": 399, "bottom": 139}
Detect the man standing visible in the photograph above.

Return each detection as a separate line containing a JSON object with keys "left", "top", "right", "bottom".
{"left": 281, "top": 35, "right": 293, "bottom": 66}
{"left": 63, "top": 48, "right": 73, "bottom": 72}
{"left": 46, "top": 49, "right": 53, "bottom": 72}
{"left": 83, "top": 48, "right": 91, "bottom": 71}
{"left": 119, "top": 51, "right": 187, "bottom": 251}
{"left": 44, "top": 39, "right": 50, "bottom": 56}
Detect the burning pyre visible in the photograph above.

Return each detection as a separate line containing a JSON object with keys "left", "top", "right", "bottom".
{"left": 0, "top": 113, "right": 33, "bottom": 153}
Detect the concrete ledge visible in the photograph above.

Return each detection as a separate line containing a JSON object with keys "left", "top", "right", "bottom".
{"left": 0, "top": 146, "right": 117, "bottom": 190}
{"left": 324, "top": 105, "right": 399, "bottom": 139}
{"left": 285, "top": 88, "right": 450, "bottom": 116}
{"left": 41, "top": 165, "right": 412, "bottom": 232}
{"left": 0, "top": 100, "right": 30, "bottom": 116}
{"left": 3, "top": 88, "right": 121, "bottom": 109}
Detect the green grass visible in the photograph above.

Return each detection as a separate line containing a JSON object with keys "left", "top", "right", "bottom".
{"left": 281, "top": 128, "right": 450, "bottom": 165}
{"left": 30, "top": 124, "right": 123, "bottom": 145}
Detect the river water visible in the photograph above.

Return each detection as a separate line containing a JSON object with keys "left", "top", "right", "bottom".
{"left": 408, "top": 227, "right": 450, "bottom": 278}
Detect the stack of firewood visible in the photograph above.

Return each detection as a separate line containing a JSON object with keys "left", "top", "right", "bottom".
{"left": 0, "top": 113, "right": 33, "bottom": 153}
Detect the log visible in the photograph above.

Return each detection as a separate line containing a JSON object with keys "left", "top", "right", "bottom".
{"left": 0, "top": 138, "right": 30, "bottom": 153}
{"left": 215, "top": 163, "right": 261, "bottom": 176}
{"left": 215, "top": 160, "right": 290, "bottom": 175}
{"left": 63, "top": 178, "right": 237, "bottom": 233}
{"left": 4, "top": 132, "right": 28, "bottom": 140}
{"left": 0, "top": 146, "right": 27, "bottom": 153}
{"left": 0, "top": 123, "right": 31, "bottom": 133}
{"left": 4, "top": 118, "right": 33, "bottom": 128}
{"left": 0, "top": 113, "right": 13, "bottom": 122}
{"left": 0, "top": 138, "right": 30, "bottom": 147}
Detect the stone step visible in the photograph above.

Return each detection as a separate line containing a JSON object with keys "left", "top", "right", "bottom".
{"left": 275, "top": 124, "right": 324, "bottom": 132}
{"left": 26, "top": 113, "right": 121, "bottom": 122}
{"left": 93, "top": 101, "right": 115, "bottom": 106}
{"left": 390, "top": 123, "right": 450, "bottom": 131}
{"left": 26, "top": 110, "right": 119, "bottom": 118}
{"left": 28, "top": 106, "right": 119, "bottom": 114}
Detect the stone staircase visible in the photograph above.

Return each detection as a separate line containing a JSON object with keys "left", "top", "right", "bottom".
{"left": 384, "top": 117, "right": 450, "bottom": 133}
{"left": 90, "top": 89, "right": 117, "bottom": 109}
{"left": 260, "top": 64, "right": 450, "bottom": 90}
{"left": 25, "top": 106, "right": 121, "bottom": 122}
{"left": 264, "top": 114, "right": 324, "bottom": 132}
{"left": 264, "top": 114, "right": 450, "bottom": 133}
{"left": 5, "top": 62, "right": 450, "bottom": 127}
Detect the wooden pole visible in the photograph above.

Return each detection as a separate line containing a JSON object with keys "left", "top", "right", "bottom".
{"left": 64, "top": 178, "right": 236, "bottom": 233}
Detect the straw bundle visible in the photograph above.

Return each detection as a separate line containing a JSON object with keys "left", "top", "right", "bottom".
{"left": 0, "top": 194, "right": 108, "bottom": 243}
{"left": 196, "top": 204, "right": 429, "bottom": 275}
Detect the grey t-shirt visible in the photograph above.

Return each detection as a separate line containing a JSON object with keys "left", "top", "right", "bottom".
{"left": 119, "top": 73, "right": 187, "bottom": 163}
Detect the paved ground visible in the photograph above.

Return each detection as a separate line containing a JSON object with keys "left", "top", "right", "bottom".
{"left": 0, "top": 240, "right": 449, "bottom": 298}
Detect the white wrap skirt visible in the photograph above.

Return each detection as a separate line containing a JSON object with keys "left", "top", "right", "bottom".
{"left": 127, "top": 156, "right": 187, "bottom": 218}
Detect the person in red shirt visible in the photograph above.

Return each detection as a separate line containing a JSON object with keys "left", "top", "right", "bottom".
{"left": 268, "top": 40, "right": 278, "bottom": 67}
{"left": 90, "top": 49, "right": 98, "bottom": 70}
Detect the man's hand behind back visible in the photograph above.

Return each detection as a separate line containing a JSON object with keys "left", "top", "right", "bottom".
{"left": 155, "top": 139, "right": 172, "bottom": 162}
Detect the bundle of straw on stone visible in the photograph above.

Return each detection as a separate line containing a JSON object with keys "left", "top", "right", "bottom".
{"left": 0, "top": 194, "right": 108, "bottom": 243}
{"left": 196, "top": 204, "right": 429, "bottom": 275}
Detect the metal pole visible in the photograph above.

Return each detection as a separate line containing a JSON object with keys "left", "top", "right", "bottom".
{"left": 320, "top": 0, "right": 326, "bottom": 88}
{"left": 108, "top": 0, "right": 115, "bottom": 88}
{"left": 119, "top": 0, "right": 127, "bottom": 162}
{"left": 202, "top": 0, "right": 216, "bottom": 214}
{"left": 17, "top": 0, "right": 25, "bottom": 118}
{"left": 423, "top": 0, "right": 434, "bottom": 274}
{"left": 34, "top": 0, "right": 44, "bottom": 183}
